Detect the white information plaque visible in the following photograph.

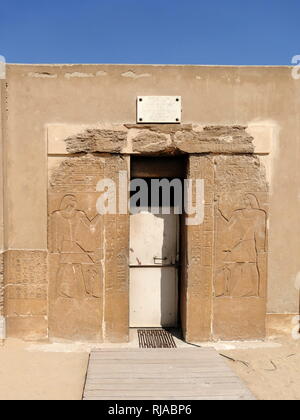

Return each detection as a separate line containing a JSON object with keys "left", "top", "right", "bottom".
{"left": 137, "top": 96, "right": 182, "bottom": 124}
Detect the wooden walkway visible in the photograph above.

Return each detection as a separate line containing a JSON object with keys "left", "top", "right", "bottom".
{"left": 83, "top": 348, "right": 255, "bottom": 400}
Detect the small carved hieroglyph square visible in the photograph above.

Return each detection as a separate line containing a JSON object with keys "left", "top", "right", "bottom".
{"left": 137, "top": 96, "right": 182, "bottom": 123}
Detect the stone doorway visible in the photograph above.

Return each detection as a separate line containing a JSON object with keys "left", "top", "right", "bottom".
{"left": 45, "top": 124, "right": 268, "bottom": 343}
{"left": 129, "top": 156, "right": 187, "bottom": 330}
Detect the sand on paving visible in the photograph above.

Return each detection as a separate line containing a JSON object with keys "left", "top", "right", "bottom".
{"left": 0, "top": 339, "right": 89, "bottom": 400}
{"left": 220, "top": 338, "right": 300, "bottom": 400}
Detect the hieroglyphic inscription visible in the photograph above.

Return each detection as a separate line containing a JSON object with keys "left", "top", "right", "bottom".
{"left": 215, "top": 193, "right": 267, "bottom": 297}
{"left": 49, "top": 155, "right": 107, "bottom": 340}
{"left": 48, "top": 154, "right": 129, "bottom": 341}
{"left": 103, "top": 157, "right": 129, "bottom": 342}
{"left": 4, "top": 251, "right": 47, "bottom": 299}
{"left": 49, "top": 155, "right": 106, "bottom": 193}
{"left": 213, "top": 155, "right": 268, "bottom": 340}
{"left": 4, "top": 251, "right": 47, "bottom": 319}
{"left": 188, "top": 156, "right": 214, "bottom": 292}
{"left": 185, "top": 156, "right": 214, "bottom": 341}
{"left": 49, "top": 194, "right": 103, "bottom": 299}
{"left": 214, "top": 155, "right": 268, "bottom": 298}
{"left": 49, "top": 155, "right": 105, "bottom": 298}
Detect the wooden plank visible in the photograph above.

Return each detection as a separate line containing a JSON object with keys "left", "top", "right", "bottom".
{"left": 86, "top": 372, "right": 239, "bottom": 378}
{"left": 86, "top": 367, "right": 233, "bottom": 373}
{"left": 91, "top": 348, "right": 215, "bottom": 354}
{"left": 90, "top": 354, "right": 220, "bottom": 360}
{"left": 86, "top": 369, "right": 237, "bottom": 376}
{"left": 92, "top": 348, "right": 215, "bottom": 353}
{"left": 85, "top": 392, "right": 253, "bottom": 399}
{"left": 84, "top": 397, "right": 254, "bottom": 401}
{"left": 88, "top": 361, "right": 228, "bottom": 367}
{"left": 86, "top": 378, "right": 242, "bottom": 384}
{"left": 85, "top": 384, "right": 251, "bottom": 392}
{"left": 83, "top": 348, "right": 255, "bottom": 401}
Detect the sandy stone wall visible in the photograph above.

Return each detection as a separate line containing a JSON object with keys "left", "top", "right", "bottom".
{"left": 1, "top": 64, "right": 298, "bottom": 341}
{"left": 183, "top": 156, "right": 215, "bottom": 342}
{"left": 0, "top": 253, "right": 3, "bottom": 317}
{"left": 1, "top": 120, "right": 269, "bottom": 342}
{"left": 48, "top": 124, "right": 268, "bottom": 342}
{"left": 48, "top": 154, "right": 129, "bottom": 342}
{"left": 213, "top": 155, "right": 268, "bottom": 340}
{"left": 182, "top": 153, "right": 268, "bottom": 341}
{"left": 3, "top": 64, "right": 299, "bottom": 321}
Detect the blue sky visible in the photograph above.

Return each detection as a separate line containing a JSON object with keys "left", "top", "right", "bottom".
{"left": 0, "top": 0, "right": 299, "bottom": 65}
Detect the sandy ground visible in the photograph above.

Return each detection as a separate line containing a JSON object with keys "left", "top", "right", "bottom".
{"left": 0, "top": 334, "right": 299, "bottom": 400}
{"left": 219, "top": 338, "right": 300, "bottom": 400}
{"left": 0, "top": 339, "right": 89, "bottom": 400}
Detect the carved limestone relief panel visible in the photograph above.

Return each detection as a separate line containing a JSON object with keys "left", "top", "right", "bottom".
{"left": 48, "top": 154, "right": 129, "bottom": 342}
{"left": 184, "top": 155, "right": 214, "bottom": 342}
{"left": 215, "top": 193, "right": 267, "bottom": 298}
{"left": 49, "top": 193, "right": 104, "bottom": 299}
{"left": 102, "top": 157, "right": 129, "bottom": 343}
{"left": 213, "top": 155, "right": 268, "bottom": 340}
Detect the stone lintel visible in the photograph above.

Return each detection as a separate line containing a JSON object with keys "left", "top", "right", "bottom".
{"left": 48, "top": 124, "right": 257, "bottom": 155}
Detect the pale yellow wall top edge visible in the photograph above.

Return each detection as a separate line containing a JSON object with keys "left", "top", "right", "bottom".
{"left": 6, "top": 63, "right": 293, "bottom": 69}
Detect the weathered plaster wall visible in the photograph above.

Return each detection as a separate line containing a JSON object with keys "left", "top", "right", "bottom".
{"left": 3, "top": 64, "right": 300, "bottom": 323}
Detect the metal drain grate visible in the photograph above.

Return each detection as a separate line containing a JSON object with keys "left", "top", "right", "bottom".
{"left": 138, "top": 329, "right": 177, "bottom": 349}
